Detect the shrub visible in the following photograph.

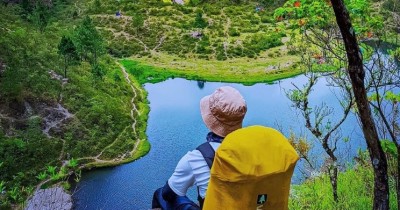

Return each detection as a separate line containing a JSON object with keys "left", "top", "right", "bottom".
{"left": 244, "top": 32, "right": 283, "bottom": 54}
{"left": 249, "top": 14, "right": 260, "bottom": 24}
{"left": 261, "top": 15, "right": 274, "bottom": 23}
{"left": 228, "top": 27, "right": 241, "bottom": 37}
{"left": 193, "top": 12, "right": 208, "bottom": 29}
{"left": 176, "top": 6, "right": 193, "bottom": 14}
{"left": 203, "top": 4, "right": 221, "bottom": 15}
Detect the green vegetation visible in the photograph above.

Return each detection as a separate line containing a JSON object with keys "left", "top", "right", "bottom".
{"left": 290, "top": 161, "right": 398, "bottom": 210}
{"left": 0, "top": 0, "right": 398, "bottom": 208}
{"left": 121, "top": 57, "right": 301, "bottom": 85}
{"left": 88, "top": 0, "right": 290, "bottom": 61}
{"left": 275, "top": 0, "right": 400, "bottom": 208}
{"left": 58, "top": 35, "right": 79, "bottom": 77}
{"left": 0, "top": 1, "right": 149, "bottom": 208}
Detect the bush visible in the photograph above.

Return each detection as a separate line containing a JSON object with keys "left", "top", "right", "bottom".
{"left": 244, "top": 32, "right": 283, "bottom": 55}
{"left": 249, "top": 14, "right": 260, "bottom": 24}
{"left": 289, "top": 162, "right": 397, "bottom": 209}
{"left": 228, "top": 27, "right": 241, "bottom": 37}
{"left": 176, "top": 6, "right": 193, "bottom": 14}
{"left": 193, "top": 12, "right": 208, "bottom": 29}
{"left": 261, "top": 15, "right": 274, "bottom": 23}
{"left": 203, "top": 4, "right": 221, "bottom": 15}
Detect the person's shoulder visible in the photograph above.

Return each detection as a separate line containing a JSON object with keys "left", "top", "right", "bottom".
{"left": 186, "top": 149, "right": 202, "bottom": 159}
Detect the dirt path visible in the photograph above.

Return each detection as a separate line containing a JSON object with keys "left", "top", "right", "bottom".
{"left": 77, "top": 61, "right": 143, "bottom": 165}
{"left": 153, "top": 35, "right": 167, "bottom": 51}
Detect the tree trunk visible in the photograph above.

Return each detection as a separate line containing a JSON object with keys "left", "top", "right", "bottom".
{"left": 323, "top": 137, "right": 339, "bottom": 202}
{"left": 330, "top": 1, "right": 389, "bottom": 209}
{"left": 328, "top": 163, "right": 338, "bottom": 202}
{"left": 397, "top": 147, "right": 400, "bottom": 209}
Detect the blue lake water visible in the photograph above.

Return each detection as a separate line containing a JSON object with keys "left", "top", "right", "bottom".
{"left": 73, "top": 75, "right": 366, "bottom": 210}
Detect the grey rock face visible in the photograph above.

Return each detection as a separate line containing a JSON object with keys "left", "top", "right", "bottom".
{"left": 25, "top": 187, "right": 72, "bottom": 210}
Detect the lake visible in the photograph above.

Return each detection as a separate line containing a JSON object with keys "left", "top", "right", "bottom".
{"left": 72, "top": 75, "right": 367, "bottom": 210}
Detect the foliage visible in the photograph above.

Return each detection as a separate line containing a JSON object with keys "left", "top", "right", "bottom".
{"left": 131, "top": 12, "right": 145, "bottom": 32}
{"left": 73, "top": 16, "right": 105, "bottom": 65}
{"left": 228, "top": 27, "right": 241, "bottom": 37}
{"left": 244, "top": 33, "right": 283, "bottom": 57}
{"left": 58, "top": 35, "right": 79, "bottom": 77}
{"left": 389, "top": 48, "right": 400, "bottom": 60}
{"left": 290, "top": 161, "right": 398, "bottom": 209}
{"left": 193, "top": 12, "right": 208, "bottom": 29}
{"left": 29, "top": 1, "right": 50, "bottom": 32}
{"left": 274, "top": 0, "right": 383, "bottom": 37}
{"left": 0, "top": 2, "right": 149, "bottom": 206}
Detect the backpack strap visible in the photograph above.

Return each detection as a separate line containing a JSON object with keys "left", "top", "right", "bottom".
{"left": 196, "top": 142, "right": 216, "bottom": 209}
{"left": 196, "top": 142, "right": 215, "bottom": 169}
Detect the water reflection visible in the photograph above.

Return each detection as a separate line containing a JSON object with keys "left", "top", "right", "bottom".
{"left": 197, "top": 80, "right": 205, "bottom": 89}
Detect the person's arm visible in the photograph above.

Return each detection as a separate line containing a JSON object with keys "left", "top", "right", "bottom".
{"left": 164, "top": 153, "right": 195, "bottom": 200}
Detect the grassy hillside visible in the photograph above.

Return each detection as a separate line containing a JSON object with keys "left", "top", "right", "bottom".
{"left": 86, "top": 0, "right": 301, "bottom": 83}
{"left": 1, "top": 0, "right": 397, "bottom": 209}
{"left": 0, "top": 1, "right": 149, "bottom": 207}
{"left": 0, "top": 0, "right": 299, "bottom": 207}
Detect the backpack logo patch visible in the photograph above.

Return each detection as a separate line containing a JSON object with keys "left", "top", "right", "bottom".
{"left": 257, "top": 194, "right": 267, "bottom": 205}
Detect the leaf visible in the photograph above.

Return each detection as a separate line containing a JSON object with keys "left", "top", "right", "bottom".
{"left": 380, "top": 140, "right": 398, "bottom": 156}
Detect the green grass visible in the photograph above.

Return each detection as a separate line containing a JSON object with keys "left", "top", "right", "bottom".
{"left": 120, "top": 48, "right": 301, "bottom": 85}
{"left": 289, "top": 164, "right": 398, "bottom": 210}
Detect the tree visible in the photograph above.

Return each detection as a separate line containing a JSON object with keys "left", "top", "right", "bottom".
{"left": 287, "top": 71, "right": 353, "bottom": 202}
{"left": 329, "top": 1, "right": 390, "bottom": 209}
{"left": 366, "top": 43, "right": 400, "bottom": 209}
{"left": 275, "top": 0, "right": 394, "bottom": 208}
{"left": 74, "top": 16, "right": 105, "bottom": 65}
{"left": 58, "top": 35, "right": 79, "bottom": 78}
{"left": 93, "top": 0, "right": 102, "bottom": 12}
{"left": 194, "top": 12, "right": 208, "bottom": 29}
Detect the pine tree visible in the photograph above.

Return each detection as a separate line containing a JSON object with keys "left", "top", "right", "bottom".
{"left": 58, "top": 35, "right": 79, "bottom": 78}
{"left": 74, "top": 16, "right": 105, "bottom": 65}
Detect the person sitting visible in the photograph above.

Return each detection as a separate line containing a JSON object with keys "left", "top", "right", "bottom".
{"left": 152, "top": 86, "right": 247, "bottom": 210}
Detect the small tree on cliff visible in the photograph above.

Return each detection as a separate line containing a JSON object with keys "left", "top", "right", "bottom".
{"left": 58, "top": 35, "right": 79, "bottom": 78}
{"left": 74, "top": 16, "right": 105, "bottom": 65}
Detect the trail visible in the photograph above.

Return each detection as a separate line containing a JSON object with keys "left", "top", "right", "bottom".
{"left": 152, "top": 35, "right": 167, "bottom": 51}
{"left": 77, "top": 61, "right": 143, "bottom": 164}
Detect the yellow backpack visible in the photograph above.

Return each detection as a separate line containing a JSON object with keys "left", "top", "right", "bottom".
{"left": 203, "top": 125, "right": 299, "bottom": 210}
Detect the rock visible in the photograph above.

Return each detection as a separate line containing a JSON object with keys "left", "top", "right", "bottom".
{"left": 48, "top": 70, "right": 64, "bottom": 81}
{"left": 42, "top": 103, "right": 73, "bottom": 138}
{"left": 174, "top": 0, "right": 184, "bottom": 4}
{"left": 25, "top": 187, "right": 72, "bottom": 210}
{"left": 191, "top": 31, "right": 203, "bottom": 39}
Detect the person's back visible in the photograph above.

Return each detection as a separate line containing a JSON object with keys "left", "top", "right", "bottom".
{"left": 152, "top": 86, "right": 247, "bottom": 209}
{"left": 203, "top": 125, "right": 299, "bottom": 210}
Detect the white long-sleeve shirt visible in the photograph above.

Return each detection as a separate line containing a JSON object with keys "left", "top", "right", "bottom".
{"left": 167, "top": 142, "right": 221, "bottom": 198}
